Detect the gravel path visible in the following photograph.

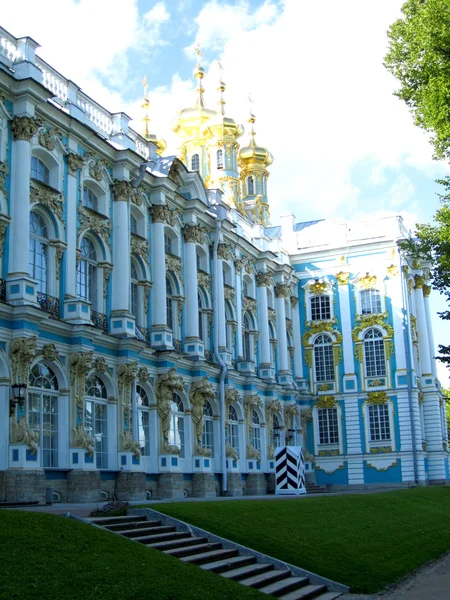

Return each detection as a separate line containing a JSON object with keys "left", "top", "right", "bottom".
{"left": 341, "top": 550, "right": 450, "bottom": 600}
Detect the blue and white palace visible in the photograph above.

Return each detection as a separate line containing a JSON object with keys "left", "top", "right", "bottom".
{"left": 0, "top": 27, "right": 448, "bottom": 503}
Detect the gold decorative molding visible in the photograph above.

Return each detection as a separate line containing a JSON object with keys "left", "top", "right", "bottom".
{"left": 166, "top": 254, "right": 182, "bottom": 278}
{"left": 308, "top": 280, "right": 328, "bottom": 295}
{"left": 30, "top": 182, "right": 64, "bottom": 222}
{"left": 414, "top": 275, "right": 425, "bottom": 289}
{"left": 131, "top": 234, "right": 150, "bottom": 264}
{"left": 217, "top": 242, "right": 233, "bottom": 261}
{"left": 369, "top": 445, "right": 392, "bottom": 454}
{"left": 10, "top": 337, "right": 37, "bottom": 385}
{"left": 386, "top": 264, "right": 399, "bottom": 278}
{"left": 242, "top": 296, "right": 257, "bottom": 314}
{"left": 284, "top": 404, "right": 298, "bottom": 431}
{"left": 360, "top": 272, "right": 377, "bottom": 289}
{"left": 190, "top": 377, "right": 215, "bottom": 456}
{"left": 336, "top": 271, "right": 350, "bottom": 285}
{"left": 423, "top": 284, "right": 431, "bottom": 298}
{"left": 367, "top": 391, "right": 388, "bottom": 405}
{"left": 316, "top": 395, "right": 337, "bottom": 409}
{"left": 150, "top": 204, "right": 180, "bottom": 226}
{"left": 198, "top": 270, "right": 211, "bottom": 289}
{"left": 112, "top": 179, "right": 134, "bottom": 202}
{"left": 78, "top": 204, "right": 111, "bottom": 246}
{"left": 93, "top": 356, "right": 108, "bottom": 374}
{"left": 291, "top": 296, "right": 299, "bottom": 308}
{"left": 118, "top": 361, "right": 138, "bottom": 452}
{"left": 38, "top": 126, "right": 62, "bottom": 151}
{"left": 155, "top": 368, "right": 184, "bottom": 454}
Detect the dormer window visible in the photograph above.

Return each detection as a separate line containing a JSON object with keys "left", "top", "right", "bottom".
{"left": 31, "top": 156, "right": 50, "bottom": 185}
{"left": 217, "top": 148, "right": 224, "bottom": 169}
{"left": 191, "top": 153, "right": 199, "bottom": 172}
{"left": 247, "top": 177, "right": 254, "bottom": 195}
{"left": 310, "top": 295, "right": 331, "bottom": 321}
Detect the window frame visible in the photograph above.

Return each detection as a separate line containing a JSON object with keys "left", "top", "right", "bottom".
{"left": 28, "top": 363, "right": 59, "bottom": 468}
{"left": 313, "top": 334, "right": 335, "bottom": 383}
{"left": 84, "top": 374, "right": 108, "bottom": 470}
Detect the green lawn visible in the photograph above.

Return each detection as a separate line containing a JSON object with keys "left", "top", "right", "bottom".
{"left": 0, "top": 510, "right": 264, "bottom": 600}
{"left": 151, "top": 487, "right": 450, "bottom": 593}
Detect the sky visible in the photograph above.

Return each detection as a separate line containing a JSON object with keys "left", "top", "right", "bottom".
{"left": 2, "top": 0, "right": 450, "bottom": 383}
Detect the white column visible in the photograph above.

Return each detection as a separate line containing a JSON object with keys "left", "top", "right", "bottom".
{"left": 111, "top": 183, "right": 131, "bottom": 312}
{"left": 291, "top": 297, "right": 303, "bottom": 379}
{"left": 65, "top": 154, "right": 82, "bottom": 297}
{"left": 256, "top": 274, "right": 271, "bottom": 366}
{"left": 184, "top": 240, "right": 199, "bottom": 339}
{"left": 235, "top": 269, "right": 243, "bottom": 358}
{"left": 414, "top": 276, "right": 432, "bottom": 376}
{"left": 423, "top": 285, "right": 438, "bottom": 379}
{"left": 151, "top": 208, "right": 167, "bottom": 327}
{"left": 386, "top": 268, "right": 407, "bottom": 372}
{"left": 336, "top": 276, "right": 355, "bottom": 374}
{"left": 275, "top": 285, "right": 289, "bottom": 373}
{"left": 217, "top": 257, "right": 227, "bottom": 348}
{"left": 0, "top": 385, "right": 9, "bottom": 471}
{"left": 9, "top": 118, "right": 37, "bottom": 276}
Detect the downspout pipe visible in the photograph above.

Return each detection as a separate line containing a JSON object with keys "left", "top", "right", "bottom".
{"left": 400, "top": 252, "right": 419, "bottom": 484}
{"left": 213, "top": 218, "right": 228, "bottom": 494}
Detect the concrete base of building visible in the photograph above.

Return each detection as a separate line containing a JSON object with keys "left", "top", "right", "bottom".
{"left": 157, "top": 472, "right": 186, "bottom": 499}
{"left": 226, "top": 472, "right": 245, "bottom": 496}
{"left": 192, "top": 472, "right": 216, "bottom": 498}
{"left": 246, "top": 473, "right": 267, "bottom": 495}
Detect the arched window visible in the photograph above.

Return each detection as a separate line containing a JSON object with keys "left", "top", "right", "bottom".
{"left": 364, "top": 328, "right": 386, "bottom": 377}
{"left": 272, "top": 413, "right": 280, "bottom": 448}
{"left": 82, "top": 186, "right": 98, "bottom": 211}
{"left": 314, "top": 334, "right": 334, "bottom": 382}
{"left": 243, "top": 313, "right": 251, "bottom": 360}
{"left": 130, "top": 214, "right": 138, "bottom": 235}
{"left": 310, "top": 295, "right": 331, "bottom": 321}
{"left": 84, "top": 375, "right": 108, "bottom": 469}
{"left": 166, "top": 276, "right": 173, "bottom": 330}
{"left": 29, "top": 212, "right": 48, "bottom": 294}
{"left": 169, "top": 393, "right": 185, "bottom": 457}
{"left": 191, "top": 153, "right": 199, "bottom": 172}
{"left": 31, "top": 156, "right": 50, "bottom": 185}
{"left": 202, "top": 400, "right": 214, "bottom": 456}
{"left": 251, "top": 410, "right": 261, "bottom": 452}
{"left": 28, "top": 364, "right": 59, "bottom": 467}
{"left": 247, "top": 177, "right": 254, "bottom": 195}
{"left": 131, "top": 259, "right": 140, "bottom": 325}
{"left": 77, "top": 237, "right": 98, "bottom": 310}
{"left": 361, "top": 289, "right": 382, "bottom": 315}
{"left": 217, "top": 148, "right": 224, "bottom": 169}
{"left": 228, "top": 405, "right": 239, "bottom": 454}
{"left": 137, "top": 385, "right": 150, "bottom": 456}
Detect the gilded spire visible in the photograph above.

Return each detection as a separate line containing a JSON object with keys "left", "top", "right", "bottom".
{"left": 140, "top": 75, "right": 166, "bottom": 155}
{"left": 217, "top": 59, "right": 226, "bottom": 119}
{"left": 193, "top": 44, "right": 206, "bottom": 109}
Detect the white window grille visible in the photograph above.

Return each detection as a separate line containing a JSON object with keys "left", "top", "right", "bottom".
{"left": 310, "top": 295, "right": 331, "bottom": 321}
{"left": 368, "top": 403, "right": 391, "bottom": 441}
{"left": 166, "top": 276, "right": 173, "bottom": 330}
{"left": 191, "top": 154, "right": 199, "bottom": 171}
{"left": 364, "top": 328, "right": 386, "bottom": 377}
{"left": 28, "top": 364, "right": 59, "bottom": 467}
{"left": 31, "top": 156, "right": 50, "bottom": 185}
{"left": 361, "top": 289, "right": 382, "bottom": 314}
{"left": 228, "top": 405, "right": 239, "bottom": 453}
{"left": 137, "top": 385, "right": 150, "bottom": 456}
{"left": 169, "top": 393, "right": 185, "bottom": 457}
{"left": 29, "top": 212, "right": 48, "bottom": 294}
{"left": 317, "top": 408, "right": 339, "bottom": 444}
{"left": 77, "top": 237, "right": 98, "bottom": 310}
{"left": 217, "top": 148, "right": 224, "bottom": 169}
{"left": 85, "top": 375, "right": 108, "bottom": 469}
{"left": 82, "top": 186, "right": 98, "bottom": 211}
{"left": 251, "top": 409, "right": 261, "bottom": 451}
{"left": 314, "top": 334, "right": 334, "bottom": 382}
{"left": 202, "top": 400, "right": 214, "bottom": 456}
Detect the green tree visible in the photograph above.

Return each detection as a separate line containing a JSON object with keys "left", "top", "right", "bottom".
{"left": 384, "top": 0, "right": 450, "bottom": 160}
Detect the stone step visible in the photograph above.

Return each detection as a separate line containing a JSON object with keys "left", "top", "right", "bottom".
{"left": 180, "top": 547, "right": 239, "bottom": 565}
{"left": 133, "top": 531, "right": 188, "bottom": 545}
{"left": 240, "top": 569, "right": 291, "bottom": 589}
{"left": 90, "top": 515, "right": 146, "bottom": 526}
{"left": 166, "top": 541, "right": 223, "bottom": 558}
{"left": 119, "top": 525, "right": 175, "bottom": 538}
{"left": 278, "top": 583, "right": 328, "bottom": 600}
{"left": 310, "top": 593, "right": 342, "bottom": 600}
{"left": 200, "top": 554, "right": 257, "bottom": 573}
{"left": 105, "top": 520, "right": 162, "bottom": 532}
{"left": 221, "top": 562, "right": 274, "bottom": 581}
{"left": 146, "top": 536, "right": 208, "bottom": 551}
{"left": 259, "top": 576, "right": 310, "bottom": 597}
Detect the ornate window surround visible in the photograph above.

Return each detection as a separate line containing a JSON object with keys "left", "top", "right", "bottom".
{"left": 353, "top": 320, "right": 393, "bottom": 391}
{"left": 303, "top": 278, "right": 335, "bottom": 323}
{"left": 362, "top": 392, "right": 396, "bottom": 454}
{"left": 312, "top": 395, "right": 343, "bottom": 457}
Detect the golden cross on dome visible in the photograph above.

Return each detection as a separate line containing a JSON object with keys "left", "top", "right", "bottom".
{"left": 218, "top": 58, "right": 223, "bottom": 72}
{"left": 142, "top": 76, "right": 149, "bottom": 100}
{"left": 194, "top": 43, "right": 202, "bottom": 64}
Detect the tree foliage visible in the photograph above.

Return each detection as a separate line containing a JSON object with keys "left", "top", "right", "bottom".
{"left": 384, "top": 0, "right": 450, "bottom": 160}
{"left": 399, "top": 177, "right": 450, "bottom": 364}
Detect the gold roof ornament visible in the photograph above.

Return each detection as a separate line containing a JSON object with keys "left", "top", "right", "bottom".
{"left": 173, "top": 44, "right": 216, "bottom": 141}
{"left": 309, "top": 280, "right": 328, "bottom": 295}
{"left": 140, "top": 76, "right": 166, "bottom": 155}
{"left": 360, "top": 272, "right": 377, "bottom": 289}
{"left": 238, "top": 95, "right": 273, "bottom": 169}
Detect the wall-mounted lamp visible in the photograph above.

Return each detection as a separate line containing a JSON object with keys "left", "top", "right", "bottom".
{"left": 10, "top": 383, "right": 27, "bottom": 417}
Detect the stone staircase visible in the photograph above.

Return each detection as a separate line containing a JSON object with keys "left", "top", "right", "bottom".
{"left": 305, "top": 483, "right": 329, "bottom": 494}
{"left": 89, "top": 514, "right": 344, "bottom": 600}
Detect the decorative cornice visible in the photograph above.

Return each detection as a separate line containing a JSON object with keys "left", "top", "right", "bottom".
{"left": 11, "top": 116, "right": 40, "bottom": 141}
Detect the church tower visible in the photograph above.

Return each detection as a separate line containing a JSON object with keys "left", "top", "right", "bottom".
{"left": 238, "top": 104, "right": 273, "bottom": 226}
{"left": 173, "top": 47, "right": 216, "bottom": 182}
{"left": 202, "top": 67, "right": 244, "bottom": 212}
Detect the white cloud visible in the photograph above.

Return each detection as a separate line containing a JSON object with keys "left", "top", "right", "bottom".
{"left": 387, "top": 174, "right": 415, "bottom": 207}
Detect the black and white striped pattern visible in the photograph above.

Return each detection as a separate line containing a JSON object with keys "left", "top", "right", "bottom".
{"left": 275, "top": 446, "right": 306, "bottom": 495}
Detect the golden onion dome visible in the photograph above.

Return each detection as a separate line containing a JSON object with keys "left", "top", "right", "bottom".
{"left": 202, "top": 79, "right": 244, "bottom": 141}
{"left": 238, "top": 112, "right": 273, "bottom": 168}
{"left": 173, "top": 63, "right": 216, "bottom": 140}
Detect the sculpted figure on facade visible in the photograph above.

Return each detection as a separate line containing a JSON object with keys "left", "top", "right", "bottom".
{"left": 190, "top": 377, "right": 215, "bottom": 456}
{"left": 284, "top": 403, "right": 299, "bottom": 432}
{"left": 30, "top": 184, "right": 64, "bottom": 222}
{"left": 66, "top": 152, "right": 84, "bottom": 174}
{"left": 138, "top": 366, "right": 151, "bottom": 383}
{"left": 40, "top": 343, "right": 58, "bottom": 362}
{"left": 265, "top": 400, "right": 281, "bottom": 459}
{"left": 155, "top": 368, "right": 184, "bottom": 454}
{"left": 122, "top": 429, "right": 141, "bottom": 459}
{"left": 275, "top": 284, "right": 290, "bottom": 298}
{"left": 38, "top": 126, "right": 62, "bottom": 151}
{"left": 183, "top": 224, "right": 206, "bottom": 245}
{"left": 93, "top": 356, "right": 108, "bottom": 374}
{"left": 244, "top": 394, "right": 261, "bottom": 461}
{"left": 69, "top": 352, "right": 93, "bottom": 410}
{"left": 300, "top": 408, "right": 314, "bottom": 462}
{"left": 10, "top": 337, "right": 37, "bottom": 385}
{"left": 113, "top": 179, "right": 134, "bottom": 202}
{"left": 74, "top": 423, "right": 95, "bottom": 456}
{"left": 118, "top": 361, "right": 138, "bottom": 425}
{"left": 217, "top": 242, "right": 233, "bottom": 261}
{"left": 256, "top": 271, "right": 272, "bottom": 287}
{"left": 11, "top": 417, "right": 39, "bottom": 453}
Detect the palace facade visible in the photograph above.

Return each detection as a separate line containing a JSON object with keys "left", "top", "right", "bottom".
{"left": 0, "top": 27, "right": 448, "bottom": 503}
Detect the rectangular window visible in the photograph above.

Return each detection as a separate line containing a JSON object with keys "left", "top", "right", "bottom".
{"left": 311, "top": 296, "right": 331, "bottom": 321}
{"left": 42, "top": 394, "right": 58, "bottom": 467}
{"left": 317, "top": 408, "right": 339, "bottom": 444}
{"left": 361, "top": 290, "right": 382, "bottom": 315}
{"left": 31, "top": 156, "right": 50, "bottom": 185}
{"left": 131, "top": 282, "right": 139, "bottom": 324}
{"left": 164, "top": 234, "right": 172, "bottom": 254}
{"left": 251, "top": 426, "right": 261, "bottom": 451}
{"left": 368, "top": 404, "right": 391, "bottom": 442}
{"left": 228, "top": 422, "right": 239, "bottom": 452}
{"left": 365, "top": 340, "right": 386, "bottom": 377}
{"left": 314, "top": 344, "right": 335, "bottom": 382}
{"left": 85, "top": 401, "right": 108, "bottom": 469}
{"left": 82, "top": 187, "right": 98, "bottom": 211}
{"left": 202, "top": 419, "right": 214, "bottom": 456}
